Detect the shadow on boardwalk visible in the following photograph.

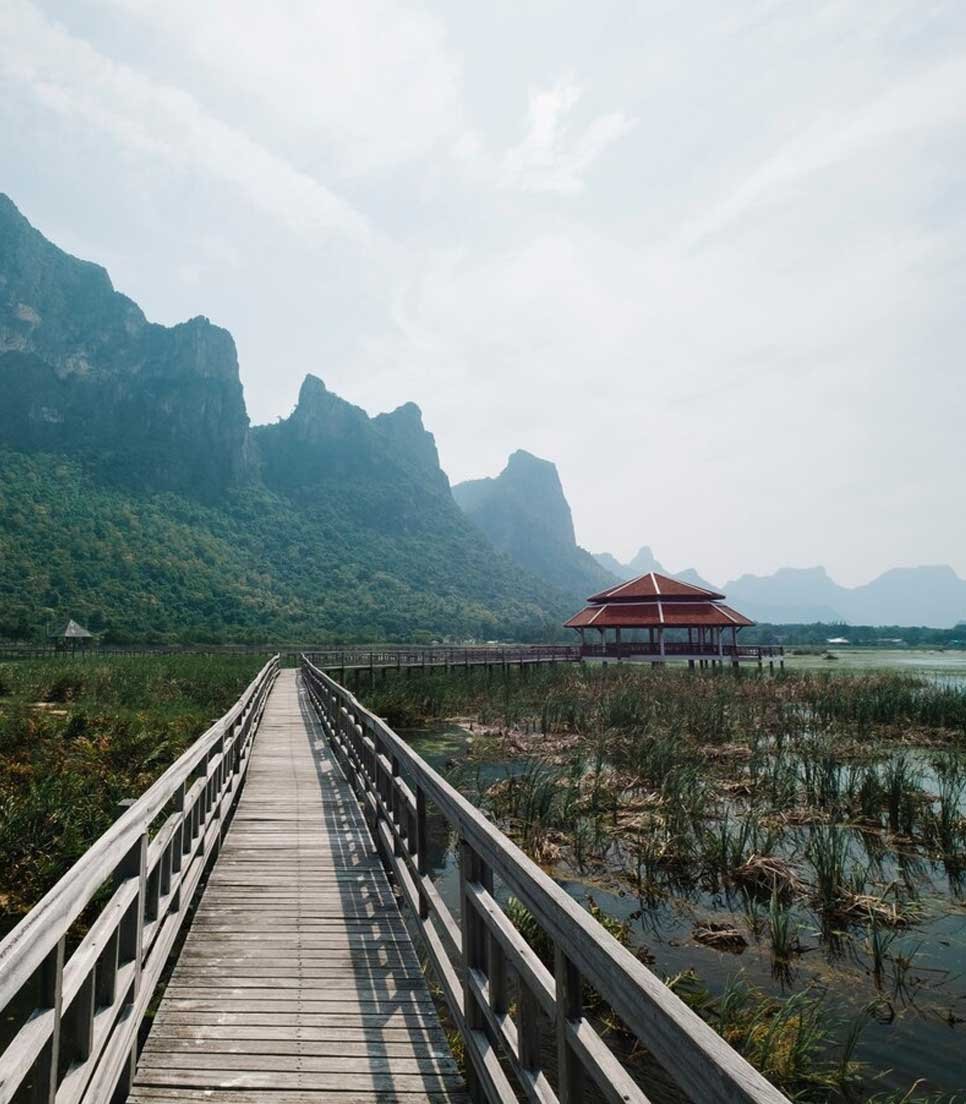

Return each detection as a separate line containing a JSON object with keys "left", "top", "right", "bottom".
{"left": 130, "top": 668, "right": 466, "bottom": 1102}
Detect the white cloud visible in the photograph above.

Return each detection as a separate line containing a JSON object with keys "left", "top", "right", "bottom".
{"left": 0, "top": 1, "right": 372, "bottom": 245}
{"left": 91, "top": 0, "right": 465, "bottom": 175}
{"left": 456, "top": 77, "right": 635, "bottom": 194}
{"left": 683, "top": 54, "right": 966, "bottom": 249}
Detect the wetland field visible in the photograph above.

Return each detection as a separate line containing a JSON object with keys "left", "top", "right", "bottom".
{"left": 0, "top": 654, "right": 266, "bottom": 935}
{"left": 359, "top": 659, "right": 966, "bottom": 1103}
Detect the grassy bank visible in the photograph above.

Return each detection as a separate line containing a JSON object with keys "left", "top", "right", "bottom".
{"left": 0, "top": 654, "right": 265, "bottom": 931}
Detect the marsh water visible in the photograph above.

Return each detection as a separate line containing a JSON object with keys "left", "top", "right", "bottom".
{"left": 784, "top": 647, "right": 966, "bottom": 682}
{"left": 399, "top": 684, "right": 966, "bottom": 1100}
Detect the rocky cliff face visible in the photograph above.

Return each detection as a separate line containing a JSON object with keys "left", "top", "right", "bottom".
{"left": 453, "top": 450, "right": 614, "bottom": 600}
{"left": 252, "top": 375, "right": 455, "bottom": 534}
{"left": 0, "top": 194, "right": 249, "bottom": 496}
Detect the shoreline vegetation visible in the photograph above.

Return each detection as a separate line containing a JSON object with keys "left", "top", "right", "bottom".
{"left": 0, "top": 654, "right": 265, "bottom": 933}
{"left": 360, "top": 665, "right": 966, "bottom": 1103}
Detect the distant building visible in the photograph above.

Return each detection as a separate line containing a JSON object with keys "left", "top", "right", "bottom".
{"left": 49, "top": 618, "right": 95, "bottom": 650}
{"left": 564, "top": 572, "right": 781, "bottom": 667}
{"left": 826, "top": 636, "right": 850, "bottom": 645}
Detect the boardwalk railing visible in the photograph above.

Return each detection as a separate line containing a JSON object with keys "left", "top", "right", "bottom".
{"left": 301, "top": 655, "right": 790, "bottom": 1104}
{"left": 0, "top": 644, "right": 581, "bottom": 665}
{"left": 303, "top": 645, "right": 580, "bottom": 672}
{"left": 0, "top": 656, "right": 279, "bottom": 1104}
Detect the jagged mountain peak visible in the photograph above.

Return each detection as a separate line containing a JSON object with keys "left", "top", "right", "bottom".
{"left": 453, "top": 450, "right": 613, "bottom": 600}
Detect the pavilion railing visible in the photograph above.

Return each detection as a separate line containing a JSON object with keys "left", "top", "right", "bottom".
{"left": 579, "top": 642, "right": 784, "bottom": 660}
{"left": 0, "top": 656, "right": 279, "bottom": 1104}
{"left": 301, "top": 654, "right": 790, "bottom": 1104}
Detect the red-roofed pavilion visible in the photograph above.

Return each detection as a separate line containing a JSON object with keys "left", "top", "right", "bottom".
{"left": 565, "top": 572, "right": 782, "bottom": 668}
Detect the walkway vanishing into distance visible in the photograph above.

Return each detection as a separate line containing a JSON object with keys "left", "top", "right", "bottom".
{"left": 130, "top": 670, "right": 464, "bottom": 1101}
{"left": 0, "top": 652, "right": 790, "bottom": 1104}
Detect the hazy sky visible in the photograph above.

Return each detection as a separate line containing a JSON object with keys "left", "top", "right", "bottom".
{"left": 3, "top": 1, "right": 964, "bottom": 585}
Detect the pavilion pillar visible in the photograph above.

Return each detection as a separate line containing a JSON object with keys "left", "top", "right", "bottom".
{"left": 658, "top": 626, "right": 665, "bottom": 659}
{"left": 615, "top": 627, "right": 622, "bottom": 662}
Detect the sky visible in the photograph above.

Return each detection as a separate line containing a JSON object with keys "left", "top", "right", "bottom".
{"left": 2, "top": 0, "right": 965, "bottom": 586}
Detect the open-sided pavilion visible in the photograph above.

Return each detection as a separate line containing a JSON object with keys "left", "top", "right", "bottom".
{"left": 565, "top": 572, "right": 783, "bottom": 668}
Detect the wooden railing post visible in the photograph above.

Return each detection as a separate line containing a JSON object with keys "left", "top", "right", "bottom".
{"left": 415, "top": 785, "right": 429, "bottom": 919}
{"left": 483, "top": 865, "right": 507, "bottom": 1018}
{"left": 459, "top": 839, "right": 487, "bottom": 1103}
{"left": 28, "top": 937, "right": 64, "bottom": 1104}
{"left": 115, "top": 832, "right": 147, "bottom": 1096}
{"left": 555, "top": 947, "right": 585, "bottom": 1102}
{"left": 391, "top": 756, "right": 402, "bottom": 857}
{"left": 459, "top": 841, "right": 486, "bottom": 1030}
{"left": 518, "top": 981, "right": 541, "bottom": 1078}
{"left": 94, "top": 929, "right": 120, "bottom": 1012}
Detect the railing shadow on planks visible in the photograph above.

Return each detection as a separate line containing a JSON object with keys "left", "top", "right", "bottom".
{"left": 0, "top": 656, "right": 280, "bottom": 1104}
{"left": 300, "top": 655, "right": 792, "bottom": 1104}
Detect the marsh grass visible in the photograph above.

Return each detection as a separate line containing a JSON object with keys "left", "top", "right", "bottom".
{"left": 0, "top": 654, "right": 264, "bottom": 928}
{"left": 367, "top": 664, "right": 966, "bottom": 1099}
{"left": 667, "top": 969, "right": 865, "bottom": 1099}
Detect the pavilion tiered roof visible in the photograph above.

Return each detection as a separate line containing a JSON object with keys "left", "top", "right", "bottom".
{"left": 565, "top": 572, "right": 754, "bottom": 630}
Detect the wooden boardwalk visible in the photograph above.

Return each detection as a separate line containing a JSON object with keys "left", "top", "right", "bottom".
{"left": 129, "top": 669, "right": 465, "bottom": 1103}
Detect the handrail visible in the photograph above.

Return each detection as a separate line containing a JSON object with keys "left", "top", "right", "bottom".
{"left": 301, "top": 655, "right": 790, "bottom": 1104}
{"left": 302, "top": 645, "right": 580, "bottom": 670}
{"left": 0, "top": 655, "right": 279, "bottom": 1104}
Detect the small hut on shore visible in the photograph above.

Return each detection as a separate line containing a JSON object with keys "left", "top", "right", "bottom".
{"left": 49, "top": 619, "right": 95, "bottom": 651}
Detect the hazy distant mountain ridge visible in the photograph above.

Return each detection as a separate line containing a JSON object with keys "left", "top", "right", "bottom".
{"left": 725, "top": 564, "right": 966, "bottom": 628}
{"left": 453, "top": 451, "right": 615, "bottom": 600}
{"left": 594, "top": 547, "right": 966, "bottom": 628}
{"left": 594, "top": 548, "right": 718, "bottom": 594}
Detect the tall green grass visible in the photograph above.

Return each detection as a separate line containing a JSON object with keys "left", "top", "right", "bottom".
{"left": 0, "top": 655, "right": 265, "bottom": 929}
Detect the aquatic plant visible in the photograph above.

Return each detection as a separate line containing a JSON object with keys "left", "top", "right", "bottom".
{"left": 806, "top": 825, "right": 853, "bottom": 914}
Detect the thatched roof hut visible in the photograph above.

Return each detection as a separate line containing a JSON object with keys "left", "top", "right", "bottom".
{"left": 50, "top": 619, "right": 95, "bottom": 648}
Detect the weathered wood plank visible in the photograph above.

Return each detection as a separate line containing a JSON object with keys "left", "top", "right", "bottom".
{"left": 132, "top": 670, "right": 463, "bottom": 1101}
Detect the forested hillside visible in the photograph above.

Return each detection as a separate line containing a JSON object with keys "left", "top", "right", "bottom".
{"left": 0, "top": 195, "right": 572, "bottom": 642}
{"left": 0, "top": 449, "right": 568, "bottom": 642}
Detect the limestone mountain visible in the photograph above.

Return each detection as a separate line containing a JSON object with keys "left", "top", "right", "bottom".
{"left": 452, "top": 451, "right": 615, "bottom": 600}
{"left": 254, "top": 375, "right": 451, "bottom": 531}
{"left": 0, "top": 195, "right": 571, "bottom": 641}
{"left": 0, "top": 194, "right": 249, "bottom": 497}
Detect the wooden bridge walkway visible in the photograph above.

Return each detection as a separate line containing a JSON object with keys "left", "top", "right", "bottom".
{"left": 130, "top": 669, "right": 465, "bottom": 1102}
{"left": 0, "top": 653, "right": 790, "bottom": 1104}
